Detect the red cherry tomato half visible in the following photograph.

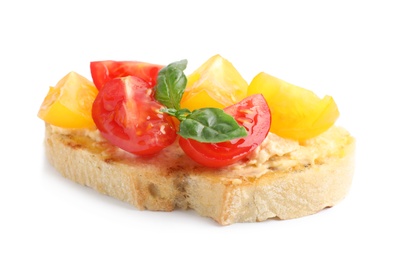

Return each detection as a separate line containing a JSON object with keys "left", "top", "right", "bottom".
{"left": 90, "top": 60, "right": 163, "bottom": 90}
{"left": 92, "top": 76, "right": 177, "bottom": 156}
{"left": 179, "top": 94, "right": 271, "bottom": 168}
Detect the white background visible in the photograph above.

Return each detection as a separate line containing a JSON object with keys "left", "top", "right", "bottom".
{"left": 1, "top": 0, "right": 400, "bottom": 259}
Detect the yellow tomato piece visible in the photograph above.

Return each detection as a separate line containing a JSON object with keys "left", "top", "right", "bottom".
{"left": 38, "top": 71, "right": 98, "bottom": 128}
{"left": 248, "top": 72, "right": 339, "bottom": 141}
{"left": 180, "top": 54, "right": 248, "bottom": 110}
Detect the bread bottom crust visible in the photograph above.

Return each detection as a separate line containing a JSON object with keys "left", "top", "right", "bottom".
{"left": 44, "top": 124, "right": 355, "bottom": 225}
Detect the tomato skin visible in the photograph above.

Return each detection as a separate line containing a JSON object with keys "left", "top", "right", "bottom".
{"left": 179, "top": 94, "right": 271, "bottom": 168}
{"left": 37, "top": 71, "right": 98, "bottom": 129}
{"left": 248, "top": 72, "right": 339, "bottom": 140}
{"left": 180, "top": 54, "right": 248, "bottom": 111}
{"left": 90, "top": 61, "right": 163, "bottom": 90}
{"left": 92, "top": 76, "right": 177, "bottom": 156}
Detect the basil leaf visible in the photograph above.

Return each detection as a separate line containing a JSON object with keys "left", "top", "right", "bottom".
{"left": 154, "top": 59, "right": 187, "bottom": 110}
{"left": 160, "top": 107, "right": 191, "bottom": 121}
{"left": 155, "top": 59, "right": 248, "bottom": 144}
{"left": 179, "top": 108, "right": 247, "bottom": 143}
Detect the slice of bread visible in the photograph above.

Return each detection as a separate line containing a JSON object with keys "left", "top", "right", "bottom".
{"left": 44, "top": 123, "right": 355, "bottom": 225}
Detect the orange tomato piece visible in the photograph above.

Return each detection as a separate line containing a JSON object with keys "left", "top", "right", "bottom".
{"left": 180, "top": 54, "right": 248, "bottom": 111}
{"left": 248, "top": 72, "right": 339, "bottom": 141}
{"left": 38, "top": 71, "right": 98, "bottom": 128}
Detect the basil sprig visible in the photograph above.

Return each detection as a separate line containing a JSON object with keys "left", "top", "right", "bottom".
{"left": 154, "top": 59, "right": 247, "bottom": 143}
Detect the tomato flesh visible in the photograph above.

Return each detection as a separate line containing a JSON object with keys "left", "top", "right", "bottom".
{"left": 248, "top": 72, "right": 339, "bottom": 140}
{"left": 90, "top": 60, "right": 163, "bottom": 90}
{"left": 180, "top": 54, "right": 248, "bottom": 111}
{"left": 179, "top": 94, "right": 271, "bottom": 168}
{"left": 92, "top": 76, "right": 177, "bottom": 156}
{"left": 37, "top": 71, "right": 98, "bottom": 128}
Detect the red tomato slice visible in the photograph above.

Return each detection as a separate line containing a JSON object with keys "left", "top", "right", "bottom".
{"left": 92, "top": 76, "right": 177, "bottom": 156}
{"left": 90, "top": 60, "right": 163, "bottom": 90}
{"left": 179, "top": 94, "right": 271, "bottom": 168}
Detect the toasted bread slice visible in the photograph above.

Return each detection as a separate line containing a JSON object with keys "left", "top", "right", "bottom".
{"left": 44, "top": 124, "right": 355, "bottom": 225}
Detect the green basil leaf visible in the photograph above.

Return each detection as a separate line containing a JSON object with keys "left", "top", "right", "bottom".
{"left": 154, "top": 59, "right": 187, "bottom": 110}
{"left": 160, "top": 107, "right": 191, "bottom": 121}
{"left": 179, "top": 108, "right": 247, "bottom": 143}
{"left": 174, "top": 108, "right": 191, "bottom": 121}
{"left": 155, "top": 59, "right": 248, "bottom": 144}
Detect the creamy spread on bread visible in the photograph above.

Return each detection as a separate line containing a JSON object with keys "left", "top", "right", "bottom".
{"left": 247, "top": 127, "right": 349, "bottom": 167}
{"left": 49, "top": 125, "right": 351, "bottom": 179}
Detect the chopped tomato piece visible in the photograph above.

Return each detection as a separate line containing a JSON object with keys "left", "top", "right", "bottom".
{"left": 248, "top": 72, "right": 339, "bottom": 140}
{"left": 179, "top": 94, "right": 271, "bottom": 168}
{"left": 38, "top": 71, "right": 98, "bottom": 128}
{"left": 90, "top": 60, "right": 163, "bottom": 90}
{"left": 92, "top": 76, "right": 177, "bottom": 156}
{"left": 180, "top": 55, "right": 248, "bottom": 111}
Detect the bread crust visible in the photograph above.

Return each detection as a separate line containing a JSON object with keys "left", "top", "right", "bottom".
{"left": 44, "top": 124, "right": 355, "bottom": 225}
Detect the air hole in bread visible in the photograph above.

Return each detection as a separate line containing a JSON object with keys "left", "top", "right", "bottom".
{"left": 148, "top": 183, "right": 160, "bottom": 198}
